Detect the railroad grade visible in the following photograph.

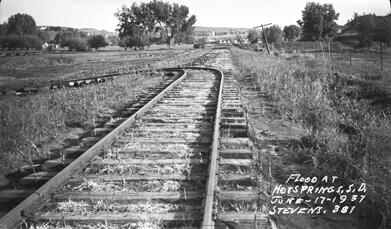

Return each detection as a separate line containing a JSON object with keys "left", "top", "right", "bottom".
{"left": 0, "top": 67, "right": 224, "bottom": 229}
{"left": 203, "top": 49, "right": 274, "bottom": 229}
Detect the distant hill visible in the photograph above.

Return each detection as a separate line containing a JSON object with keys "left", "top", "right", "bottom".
{"left": 79, "top": 28, "right": 117, "bottom": 36}
{"left": 194, "top": 26, "right": 249, "bottom": 38}
{"left": 36, "top": 26, "right": 117, "bottom": 37}
{"left": 195, "top": 26, "right": 249, "bottom": 33}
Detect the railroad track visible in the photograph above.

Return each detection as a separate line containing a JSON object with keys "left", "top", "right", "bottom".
{"left": 0, "top": 69, "right": 182, "bottom": 217}
{"left": 0, "top": 51, "right": 275, "bottom": 228}
{"left": 205, "top": 49, "right": 273, "bottom": 229}
{"left": 0, "top": 68, "right": 159, "bottom": 96}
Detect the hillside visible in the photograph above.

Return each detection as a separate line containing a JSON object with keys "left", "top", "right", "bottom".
{"left": 79, "top": 28, "right": 117, "bottom": 36}
{"left": 195, "top": 26, "right": 249, "bottom": 33}
{"left": 36, "top": 26, "right": 117, "bottom": 37}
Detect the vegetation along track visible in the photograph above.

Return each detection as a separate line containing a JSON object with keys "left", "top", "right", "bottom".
{"left": 0, "top": 50, "right": 275, "bottom": 229}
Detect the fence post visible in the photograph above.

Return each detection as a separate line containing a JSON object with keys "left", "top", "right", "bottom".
{"left": 349, "top": 46, "right": 352, "bottom": 66}
{"left": 380, "top": 42, "right": 383, "bottom": 71}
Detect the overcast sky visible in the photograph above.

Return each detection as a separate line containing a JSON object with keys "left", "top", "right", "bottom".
{"left": 0, "top": 0, "right": 389, "bottom": 32}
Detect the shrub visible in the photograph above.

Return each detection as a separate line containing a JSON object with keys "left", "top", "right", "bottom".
{"left": 193, "top": 43, "right": 205, "bottom": 49}
{"left": 119, "top": 35, "right": 150, "bottom": 50}
{"left": 263, "top": 25, "right": 284, "bottom": 43}
{"left": 247, "top": 29, "right": 261, "bottom": 44}
{"left": 61, "top": 37, "right": 88, "bottom": 51}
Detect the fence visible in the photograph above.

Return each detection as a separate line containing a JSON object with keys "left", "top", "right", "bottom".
{"left": 273, "top": 41, "right": 390, "bottom": 71}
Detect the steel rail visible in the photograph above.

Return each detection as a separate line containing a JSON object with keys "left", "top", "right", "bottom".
{"left": 0, "top": 66, "right": 225, "bottom": 229}
{"left": 201, "top": 67, "right": 224, "bottom": 229}
{"left": 0, "top": 69, "right": 187, "bottom": 229}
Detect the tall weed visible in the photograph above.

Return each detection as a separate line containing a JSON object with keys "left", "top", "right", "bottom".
{"left": 231, "top": 48, "right": 391, "bottom": 227}
{"left": 0, "top": 74, "right": 163, "bottom": 175}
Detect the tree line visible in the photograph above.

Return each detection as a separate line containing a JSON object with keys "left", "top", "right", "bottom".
{"left": 0, "top": 13, "right": 109, "bottom": 51}
{"left": 247, "top": 2, "right": 391, "bottom": 48}
{"left": 115, "top": 0, "right": 196, "bottom": 50}
{"left": 247, "top": 25, "right": 301, "bottom": 44}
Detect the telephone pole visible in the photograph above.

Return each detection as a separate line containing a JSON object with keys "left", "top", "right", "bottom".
{"left": 235, "top": 31, "right": 245, "bottom": 48}
{"left": 254, "top": 23, "right": 272, "bottom": 54}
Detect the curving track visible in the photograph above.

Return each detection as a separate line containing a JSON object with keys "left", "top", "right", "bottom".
{"left": 0, "top": 50, "right": 275, "bottom": 229}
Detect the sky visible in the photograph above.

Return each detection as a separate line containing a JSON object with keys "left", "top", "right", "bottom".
{"left": 0, "top": 0, "right": 389, "bottom": 32}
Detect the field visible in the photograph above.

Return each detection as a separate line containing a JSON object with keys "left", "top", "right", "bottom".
{"left": 230, "top": 46, "right": 391, "bottom": 228}
{"left": 0, "top": 44, "right": 195, "bottom": 92}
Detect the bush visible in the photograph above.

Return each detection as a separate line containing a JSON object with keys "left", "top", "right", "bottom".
{"left": 61, "top": 37, "right": 88, "bottom": 51}
{"left": 247, "top": 29, "right": 261, "bottom": 44}
{"left": 263, "top": 25, "right": 284, "bottom": 43}
{"left": 0, "top": 35, "right": 43, "bottom": 50}
{"left": 88, "top": 35, "right": 108, "bottom": 50}
{"left": 193, "top": 43, "right": 206, "bottom": 49}
{"left": 119, "top": 35, "right": 150, "bottom": 50}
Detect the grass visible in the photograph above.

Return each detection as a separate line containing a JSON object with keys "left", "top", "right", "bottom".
{"left": 42, "top": 200, "right": 201, "bottom": 215}
{"left": 35, "top": 221, "right": 164, "bottom": 229}
{"left": 0, "top": 72, "right": 165, "bottom": 176}
{"left": 231, "top": 47, "right": 391, "bottom": 228}
{"left": 65, "top": 179, "right": 204, "bottom": 193}
{"left": 218, "top": 200, "right": 260, "bottom": 213}
{"left": 82, "top": 162, "right": 202, "bottom": 176}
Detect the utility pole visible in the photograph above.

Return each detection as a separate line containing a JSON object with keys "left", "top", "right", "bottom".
{"left": 234, "top": 31, "right": 245, "bottom": 48}
{"left": 254, "top": 23, "right": 272, "bottom": 54}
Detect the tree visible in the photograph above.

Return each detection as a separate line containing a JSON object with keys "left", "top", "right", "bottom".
{"left": 7, "top": 13, "right": 36, "bottom": 35}
{"left": 0, "top": 23, "right": 7, "bottom": 36}
{"left": 346, "top": 14, "right": 391, "bottom": 47}
{"left": 115, "top": 0, "right": 197, "bottom": 47}
{"left": 247, "top": 29, "right": 261, "bottom": 44}
{"left": 108, "top": 35, "right": 119, "bottom": 46}
{"left": 283, "top": 25, "right": 301, "bottom": 41}
{"left": 88, "top": 35, "right": 108, "bottom": 50}
{"left": 0, "top": 35, "right": 42, "bottom": 50}
{"left": 299, "top": 2, "right": 339, "bottom": 41}
{"left": 63, "top": 38, "right": 87, "bottom": 51}
{"left": 263, "top": 25, "right": 284, "bottom": 43}
{"left": 119, "top": 35, "right": 149, "bottom": 50}
{"left": 375, "top": 16, "right": 391, "bottom": 45}
{"left": 176, "top": 14, "right": 197, "bottom": 44}
{"left": 55, "top": 30, "right": 86, "bottom": 44}
{"left": 356, "top": 14, "right": 376, "bottom": 47}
